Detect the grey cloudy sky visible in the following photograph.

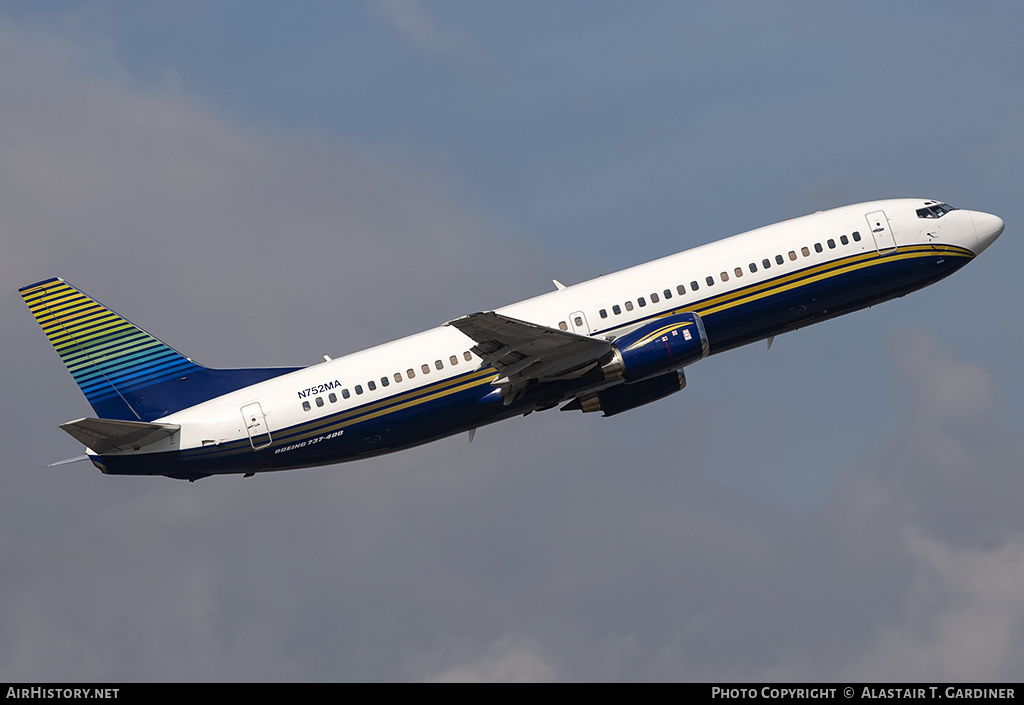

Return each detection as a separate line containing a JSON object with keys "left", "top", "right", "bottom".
{"left": 2, "top": 1, "right": 1023, "bottom": 682}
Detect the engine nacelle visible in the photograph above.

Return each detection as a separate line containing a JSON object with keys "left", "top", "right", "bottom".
{"left": 602, "top": 311, "right": 708, "bottom": 383}
{"left": 565, "top": 370, "right": 686, "bottom": 417}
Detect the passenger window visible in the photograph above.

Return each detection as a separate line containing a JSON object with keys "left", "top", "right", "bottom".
{"left": 840, "top": 235, "right": 849, "bottom": 245}
{"left": 690, "top": 281, "right": 699, "bottom": 291}
{"left": 613, "top": 304, "right": 621, "bottom": 315}
{"left": 394, "top": 372, "right": 402, "bottom": 383}
{"left": 464, "top": 351, "right": 473, "bottom": 361}
{"left": 624, "top": 301, "right": 634, "bottom": 311}
{"left": 435, "top": 360, "right": 443, "bottom": 370}
{"left": 449, "top": 355, "right": 458, "bottom": 366}
{"left": 574, "top": 315, "right": 584, "bottom": 325}
{"left": 720, "top": 272, "right": 729, "bottom": 282}
{"left": 650, "top": 293, "right": 659, "bottom": 303}
{"left": 705, "top": 276, "right": 715, "bottom": 287}
{"left": 788, "top": 251, "right": 797, "bottom": 261}
{"left": 637, "top": 298, "right": 646, "bottom": 308}
{"left": 814, "top": 243, "right": 823, "bottom": 253}
{"left": 558, "top": 321, "right": 568, "bottom": 331}
{"left": 302, "top": 401, "right": 311, "bottom": 411}
{"left": 343, "top": 388, "right": 351, "bottom": 399}
{"left": 381, "top": 377, "right": 389, "bottom": 387}
{"left": 676, "top": 285, "right": 686, "bottom": 296}
{"left": 355, "top": 385, "right": 363, "bottom": 395}
{"left": 827, "top": 239, "right": 836, "bottom": 249}
{"left": 316, "top": 397, "right": 324, "bottom": 407}
{"left": 329, "top": 392, "right": 337, "bottom": 403}
{"left": 801, "top": 247, "right": 810, "bottom": 257}
{"left": 664, "top": 289, "right": 673, "bottom": 299}
{"left": 852, "top": 231, "right": 861, "bottom": 242}
{"left": 762, "top": 259, "right": 771, "bottom": 269}
{"left": 407, "top": 369, "right": 415, "bottom": 379}
{"left": 599, "top": 309, "right": 608, "bottom": 318}
{"left": 368, "top": 380, "right": 376, "bottom": 391}
{"left": 734, "top": 267, "right": 743, "bottom": 278}
{"left": 749, "top": 263, "right": 757, "bottom": 273}
{"left": 775, "top": 254, "right": 784, "bottom": 265}
{"left": 421, "top": 364, "right": 430, "bottom": 375}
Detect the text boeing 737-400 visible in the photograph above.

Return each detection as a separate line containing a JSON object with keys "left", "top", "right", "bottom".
{"left": 21, "top": 198, "right": 1004, "bottom": 481}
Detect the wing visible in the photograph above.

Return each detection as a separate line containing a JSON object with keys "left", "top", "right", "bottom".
{"left": 445, "top": 311, "right": 612, "bottom": 403}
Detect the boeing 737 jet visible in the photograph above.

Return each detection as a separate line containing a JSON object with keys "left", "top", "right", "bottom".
{"left": 21, "top": 199, "right": 1003, "bottom": 481}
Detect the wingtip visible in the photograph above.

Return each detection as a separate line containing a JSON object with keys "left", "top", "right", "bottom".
{"left": 444, "top": 311, "right": 491, "bottom": 327}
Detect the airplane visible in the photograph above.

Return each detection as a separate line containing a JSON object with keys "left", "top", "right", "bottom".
{"left": 20, "top": 198, "right": 1004, "bottom": 481}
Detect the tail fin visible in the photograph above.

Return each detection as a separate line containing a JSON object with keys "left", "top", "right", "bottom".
{"left": 20, "top": 278, "right": 301, "bottom": 422}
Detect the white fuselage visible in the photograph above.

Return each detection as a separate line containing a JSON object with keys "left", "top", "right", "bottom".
{"left": 104, "top": 198, "right": 1004, "bottom": 478}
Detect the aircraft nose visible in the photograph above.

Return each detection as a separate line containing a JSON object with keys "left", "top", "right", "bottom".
{"left": 968, "top": 210, "right": 1004, "bottom": 254}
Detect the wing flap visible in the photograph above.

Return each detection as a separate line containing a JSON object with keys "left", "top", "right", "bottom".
{"left": 59, "top": 417, "right": 180, "bottom": 454}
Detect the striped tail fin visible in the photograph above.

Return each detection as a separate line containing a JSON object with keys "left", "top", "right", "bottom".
{"left": 20, "top": 278, "right": 301, "bottom": 422}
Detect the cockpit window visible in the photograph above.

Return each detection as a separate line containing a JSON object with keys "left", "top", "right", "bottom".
{"left": 916, "top": 203, "right": 957, "bottom": 219}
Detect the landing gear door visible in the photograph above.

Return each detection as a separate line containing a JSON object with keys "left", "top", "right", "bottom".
{"left": 866, "top": 210, "right": 897, "bottom": 253}
{"left": 241, "top": 402, "right": 272, "bottom": 450}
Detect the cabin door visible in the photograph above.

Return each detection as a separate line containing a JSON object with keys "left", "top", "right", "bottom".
{"left": 865, "top": 210, "right": 897, "bottom": 253}
{"left": 241, "top": 402, "right": 272, "bottom": 450}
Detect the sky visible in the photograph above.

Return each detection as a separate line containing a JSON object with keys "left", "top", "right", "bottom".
{"left": 2, "top": 0, "right": 1024, "bottom": 682}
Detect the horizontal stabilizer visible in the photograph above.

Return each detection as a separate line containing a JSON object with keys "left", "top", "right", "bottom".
{"left": 59, "top": 417, "right": 180, "bottom": 454}
{"left": 45, "top": 454, "right": 90, "bottom": 468}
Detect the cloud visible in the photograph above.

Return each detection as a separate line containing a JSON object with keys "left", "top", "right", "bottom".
{"left": 0, "top": 17, "right": 539, "bottom": 370}
{"left": 841, "top": 528, "right": 1024, "bottom": 681}
{"left": 775, "top": 329, "right": 1024, "bottom": 681}
{"left": 0, "top": 15, "right": 546, "bottom": 681}
{"left": 423, "top": 633, "right": 559, "bottom": 682}
{"left": 890, "top": 328, "right": 998, "bottom": 429}
{"left": 373, "top": 0, "right": 479, "bottom": 60}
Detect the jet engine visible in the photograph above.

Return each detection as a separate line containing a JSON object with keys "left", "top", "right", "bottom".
{"left": 562, "top": 369, "right": 686, "bottom": 416}
{"left": 601, "top": 311, "right": 708, "bottom": 383}
{"left": 562, "top": 311, "right": 708, "bottom": 416}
